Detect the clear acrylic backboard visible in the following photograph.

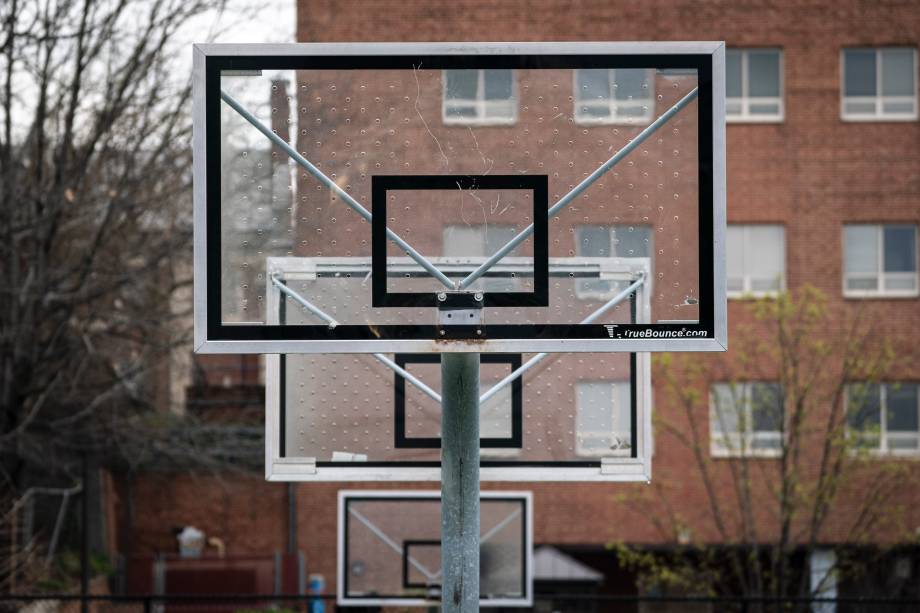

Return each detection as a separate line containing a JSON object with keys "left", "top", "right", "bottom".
{"left": 193, "top": 42, "right": 727, "bottom": 354}
{"left": 265, "top": 256, "right": 652, "bottom": 482}
{"left": 337, "top": 490, "right": 532, "bottom": 608}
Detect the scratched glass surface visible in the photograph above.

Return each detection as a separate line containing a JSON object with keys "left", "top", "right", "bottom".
{"left": 219, "top": 66, "right": 700, "bottom": 327}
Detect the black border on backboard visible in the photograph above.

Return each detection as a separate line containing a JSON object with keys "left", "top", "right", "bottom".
{"left": 402, "top": 540, "right": 441, "bottom": 589}
{"left": 394, "top": 353, "right": 523, "bottom": 449}
{"left": 204, "top": 51, "right": 716, "bottom": 345}
{"left": 371, "top": 174, "right": 549, "bottom": 308}
{"left": 278, "top": 353, "right": 637, "bottom": 467}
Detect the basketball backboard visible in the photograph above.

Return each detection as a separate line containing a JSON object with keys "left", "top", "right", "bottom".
{"left": 338, "top": 490, "right": 532, "bottom": 608}
{"left": 193, "top": 42, "right": 727, "bottom": 354}
{"left": 265, "top": 256, "right": 652, "bottom": 481}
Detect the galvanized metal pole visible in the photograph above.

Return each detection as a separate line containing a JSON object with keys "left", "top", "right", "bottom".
{"left": 440, "top": 352, "right": 480, "bottom": 613}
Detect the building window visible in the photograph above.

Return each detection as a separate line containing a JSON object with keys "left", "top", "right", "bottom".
{"left": 710, "top": 383, "right": 784, "bottom": 457}
{"left": 574, "top": 69, "right": 655, "bottom": 124}
{"left": 575, "top": 225, "right": 652, "bottom": 299}
{"left": 847, "top": 383, "right": 920, "bottom": 454}
{"left": 443, "top": 69, "right": 517, "bottom": 125}
{"left": 726, "top": 225, "right": 785, "bottom": 297}
{"left": 575, "top": 381, "right": 631, "bottom": 457}
{"left": 443, "top": 224, "right": 519, "bottom": 291}
{"left": 726, "top": 48, "right": 784, "bottom": 121}
{"left": 842, "top": 47, "right": 917, "bottom": 120}
{"left": 479, "top": 380, "right": 518, "bottom": 458}
{"left": 843, "top": 224, "right": 918, "bottom": 297}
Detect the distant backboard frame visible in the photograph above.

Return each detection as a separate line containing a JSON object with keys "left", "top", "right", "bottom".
{"left": 337, "top": 490, "right": 533, "bottom": 608}
{"left": 192, "top": 42, "right": 727, "bottom": 354}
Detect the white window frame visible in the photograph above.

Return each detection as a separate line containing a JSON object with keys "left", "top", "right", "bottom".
{"left": 573, "top": 69, "right": 655, "bottom": 125}
{"left": 575, "top": 381, "right": 632, "bottom": 458}
{"left": 841, "top": 47, "right": 919, "bottom": 122}
{"left": 846, "top": 383, "right": 920, "bottom": 456}
{"left": 843, "top": 224, "right": 919, "bottom": 298}
{"left": 442, "top": 69, "right": 518, "bottom": 126}
{"left": 726, "top": 48, "right": 785, "bottom": 123}
{"left": 727, "top": 224, "right": 786, "bottom": 299}
{"left": 710, "top": 383, "right": 784, "bottom": 458}
{"left": 574, "top": 225, "right": 653, "bottom": 300}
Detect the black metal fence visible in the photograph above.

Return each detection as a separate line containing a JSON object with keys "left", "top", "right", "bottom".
{"left": 1, "top": 593, "right": 919, "bottom": 613}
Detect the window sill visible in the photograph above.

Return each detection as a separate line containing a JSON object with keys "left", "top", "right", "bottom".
{"left": 726, "top": 115, "right": 784, "bottom": 124}
{"left": 728, "top": 291, "right": 782, "bottom": 300}
{"left": 843, "top": 290, "right": 920, "bottom": 300}
{"left": 710, "top": 448, "right": 782, "bottom": 459}
{"left": 840, "top": 114, "right": 919, "bottom": 123}
{"left": 573, "top": 117, "right": 654, "bottom": 127}
{"left": 442, "top": 117, "right": 517, "bottom": 127}
{"left": 850, "top": 449, "right": 920, "bottom": 459}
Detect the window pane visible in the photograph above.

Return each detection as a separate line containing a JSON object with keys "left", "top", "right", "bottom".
{"left": 844, "top": 225, "right": 878, "bottom": 274}
{"left": 750, "top": 103, "right": 781, "bottom": 115}
{"left": 884, "top": 274, "right": 917, "bottom": 291}
{"left": 844, "top": 50, "right": 877, "bottom": 97}
{"left": 748, "top": 51, "right": 780, "bottom": 97}
{"left": 727, "top": 50, "right": 743, "bottom": 97}
{"left": 613, "top": 383, "right": 631, "bottom": 437}
{"left": 847, "top": 277, "right": 878, "bottom": 291}
{"left": 882, "top": 100, "right": 916, "bottom": 114}
{"left": 484, "top": 101, "right": 515, "bottom": 119}
{"left": 847, "top": 384, "right": 881, "bottom": 430}
{"left": 480, "top": 381, "right": 512, "bottom": 438}
{"left": 844, "top": 100, "right": 877, "bottom": 114}
{"left": 445, "top": 70, "right": 478, "bottom": 100}
{"left": 612, "top": 225, "right": 651, "bottom": 258}
{"left": 883, "top": 225, "right": 916, "bottom": 273}
{"left": 751, "top": 383, "right": 783, "bottom": 432}
{"left": 746, "top": 225, "right": 785, "bottom": 285}
{"left": 578, "top": 104, "right": 612, "bottom": 119}
{"left": 443, "top": 225, "right": 484, "bottom": 257}
{"left": 445, "top": 105, "right": 476, "bottom": 118}
{"left": 614, "top": 69, "right": 649, "bottom": 101}
{"left": 577, "top": 383, "right": 614, "bottom": 433}
{"left": 577, "top": 226, "right": 611, "bottom": 257}
{"left": 727, "top": 226, "right": 745, "bottom": 282}
{"left": 577, "top": 69, "right": 611, "bottom": 101}
{"left": 483, "top": 69, "right": 513, "bottom": 100}
{"left": 711, "top": 385, "right": 740, "bottom": 435}
{"left": 881, "top": 48, "right": 915, "bottom": 97}
{"left": 484, "top": 226, "right": 518, "bottom": 255}
{"left": 886, "top": 384, "right": 919, "bottom": 432}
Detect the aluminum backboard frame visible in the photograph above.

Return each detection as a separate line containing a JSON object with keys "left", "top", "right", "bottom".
{"left": 192, "top": 41, "right": 727, "bottom": 354}
{"left": 337, "top": 490, "right": 533, "bottom": 608}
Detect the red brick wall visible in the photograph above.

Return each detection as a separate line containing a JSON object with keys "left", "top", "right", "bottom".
{"left": 124, "top": 0, "right": 920, "bottom": 596}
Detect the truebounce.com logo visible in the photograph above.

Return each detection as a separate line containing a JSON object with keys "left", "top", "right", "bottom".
{"left": 604, "top": 325, "right": 708, "bottom": 339}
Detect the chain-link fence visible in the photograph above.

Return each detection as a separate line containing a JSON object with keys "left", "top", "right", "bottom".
{"left": 1, "top": 594, "right": 920, "bottom": 613}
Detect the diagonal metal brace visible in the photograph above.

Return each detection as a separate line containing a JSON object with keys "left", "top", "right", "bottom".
{"left": 220, "top": 89, "right": 455, "bottom": 289}
{"left": 458, "top": 87, "right": 700, "bottom": 290}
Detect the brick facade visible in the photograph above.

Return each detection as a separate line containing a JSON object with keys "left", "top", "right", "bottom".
{"left": 124, "top": 0, "right": 920, "bottom": 599}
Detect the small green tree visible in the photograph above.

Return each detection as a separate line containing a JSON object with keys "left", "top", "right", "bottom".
{"left": 615, "top": 286, "right": 913, "bottom": 607}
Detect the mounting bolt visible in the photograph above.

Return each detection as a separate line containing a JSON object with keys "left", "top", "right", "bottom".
{"left": 437, "top": 292, "right": 447, "bottom": 302}
{"left": 476, "top": 329, "right": 482, "bottom": 335}
{"left": 473, "top": 292, "right": 484, "bottom": 302}
{"left": 440, "top": 330, "right": 446, "bottom": 336}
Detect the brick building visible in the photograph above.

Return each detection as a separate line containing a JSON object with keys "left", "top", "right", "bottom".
{"left": 116, "top": 0, "right": 920, "bottom": 608}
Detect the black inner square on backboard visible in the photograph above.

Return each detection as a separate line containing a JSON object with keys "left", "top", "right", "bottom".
{"left": 402, "top": 540, "right": 442, "bottom": 590}
{"left": 371, "top": 174, "right": 549, "bottom": 308}
{"left": 394, "top": 353, "right": 523, "bottom": 449}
